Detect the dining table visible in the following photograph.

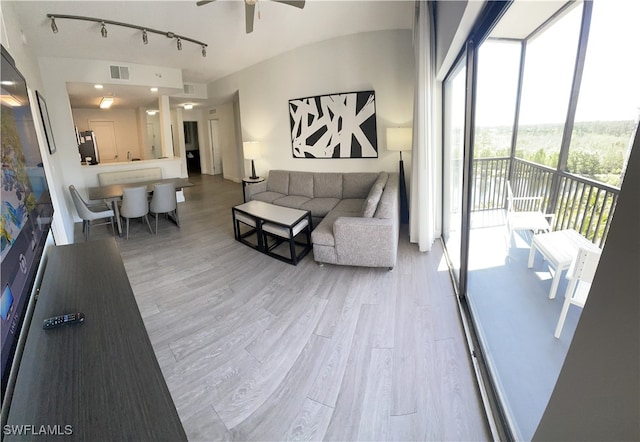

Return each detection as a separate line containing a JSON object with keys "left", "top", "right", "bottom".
{"left": 88, "top": 177, "right": 194, "bottom": 236}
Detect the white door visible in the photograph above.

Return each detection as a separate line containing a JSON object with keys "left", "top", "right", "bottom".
{"left": 209, "top": 119, "right": 223, "bottom": 175}
{"left": 89, "top": 120, "right": 118, "bottom": 162}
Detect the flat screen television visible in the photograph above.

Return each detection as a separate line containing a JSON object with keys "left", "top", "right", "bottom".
{"left": 1, "top": 45, "right": 54, "bottom": 399}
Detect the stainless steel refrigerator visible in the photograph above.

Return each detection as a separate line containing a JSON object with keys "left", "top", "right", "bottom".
{"left": 78, "top": 130, "right": 100, "bottom": 164}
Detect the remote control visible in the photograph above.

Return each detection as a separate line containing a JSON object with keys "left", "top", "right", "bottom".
{"left": 42, "top": 313, "right": 85, "bottom": 329}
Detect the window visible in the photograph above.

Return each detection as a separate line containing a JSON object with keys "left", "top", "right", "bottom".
{"left": 475, "top": 40, "right": 521, "bottom": 158}
{"left": 515, "top": 5, "right": 583, "bottom": 167}
{"left": 568, "top": 1, "right": 640, "bottom": 186}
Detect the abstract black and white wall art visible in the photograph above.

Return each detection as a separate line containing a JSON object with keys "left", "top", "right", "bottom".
{"left": 289, "top": 90, "right": 378, "bottom": 158}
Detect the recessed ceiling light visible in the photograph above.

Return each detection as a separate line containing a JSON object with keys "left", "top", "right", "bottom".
{"left": 146, "top": 110, "right": 157, "bottom": 115}
{"left": 184, "top": 103, "right": 193, "bottom": 110}
{"left": 1, "top": 81, "right": 15, "bottom": 86}
{"left": 150, "top": 87, "right": 158, "bottom": 92}
{"left": 94, "top": 84, "right": 104, "bottom": 89}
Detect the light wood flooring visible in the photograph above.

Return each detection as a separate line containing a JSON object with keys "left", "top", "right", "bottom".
{"left": 74, "top": 173, "right": 490, "bottom": 441}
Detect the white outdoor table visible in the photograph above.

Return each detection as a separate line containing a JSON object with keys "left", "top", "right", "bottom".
{"left": 527, "top": 229, "right": 600, "bottom": 299}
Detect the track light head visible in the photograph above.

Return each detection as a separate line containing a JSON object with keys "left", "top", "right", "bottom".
{"left": 202, "top": 45, "right": 206, "bottom": 57}
{"left": 142, "top": 29, "right": 148, "bottom": 44}
{"left": 177, "top": 37, "right": 182, "bottom": 51}
{"left": 50, "top": 16, "right": 58, "bottom": 33}
{"left": 100, "top": 22, "right": 107, "bottom": 38}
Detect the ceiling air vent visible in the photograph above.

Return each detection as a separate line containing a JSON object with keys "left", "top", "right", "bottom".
{"left": 109, "top": 65, "right": 130, "bottom": 80}
{"left": 208, "top": 109, "right": 217, "bottom": 115}
{"left": 183, "top": 84, "right": 195, "bottom": 94}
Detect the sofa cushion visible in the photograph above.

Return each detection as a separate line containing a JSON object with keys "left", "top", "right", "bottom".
{"left": 311, "top": 210, "right": 359, "bottom": 247}
{"left": 301, "top": 198, "right": 340, "bottom": 218}
{"left": 289, "top": 171, "right": 314, "bottom": 198}
{"left": 273, "top": 195, "right": 311, "bottom": 209}
{"left": 342, "top": 173, "right": 380, "bottom": 198}
{"left": 374, "top": 173, "right": 398, "bottom": 219}
{"left": 266, "top": 170, "right": 289, "bottom": 195}
{"left": 333, "top": 198, "right": 365, "bottom": 213}
{"left": 361, "top": 186, "right": 383, "bottom": 218}
{"left": 361, "top": 172, "right": 389, "bottom": 218}
{"left": 313, "top": 173, "right": 343, "bottom": 198}
{"left": 252, "top": 191, "right": 286, "bottom": 204}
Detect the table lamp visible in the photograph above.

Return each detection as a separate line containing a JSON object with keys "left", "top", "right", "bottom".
{"left": 243, "top": 141, "right": 261, "bottom": 180}
{"left": 386, "top": 127, "right": 412, "bottom": 224}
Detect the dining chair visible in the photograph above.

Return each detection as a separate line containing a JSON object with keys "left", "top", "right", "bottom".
{"left": 554, "top": 246, "right": 602, "bottom": 338}
{"left": 120, "top": 186, "right": 153, "bottom": 239}
{"left": 506, "top": 180, "right": 554, "bottom": 246}
{"left": 149, "top": 182, "right": 179, "bottom": 234}
{"left": 69, "top": 185, "right": 115, "bottom": 241}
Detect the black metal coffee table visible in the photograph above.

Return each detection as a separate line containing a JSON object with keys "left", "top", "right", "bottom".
{"left": 232, "top": 200, "right": 312, "bottom": 265}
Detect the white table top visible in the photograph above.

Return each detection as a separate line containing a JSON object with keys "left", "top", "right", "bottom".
{"left": 532, "top": 229, "right": 599, "bottom": 267}
{"left": 234, "top": 200, "right": 308, "bottom": 226}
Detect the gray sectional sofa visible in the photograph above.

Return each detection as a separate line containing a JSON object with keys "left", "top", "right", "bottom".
{"left": 246, "top": 170, "right": 399, "bottom": 269}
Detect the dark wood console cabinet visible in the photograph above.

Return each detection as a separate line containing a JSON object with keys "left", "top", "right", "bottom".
{"left": 5, "top": 239, "right": 186, "bottom": 441}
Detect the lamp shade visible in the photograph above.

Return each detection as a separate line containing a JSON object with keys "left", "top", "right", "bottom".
{"left": 386, "top": 127, "right": 412, "bottom": 151}
{"left": 243, "top": 141, "right": 261, "bottom": 160}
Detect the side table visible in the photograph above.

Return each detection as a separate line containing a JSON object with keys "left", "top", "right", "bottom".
{"left": 527, "top": 229, "right": 599, "bottom": 299}
{"left": 242, "top": 176, "right": 265, "bottom": 202}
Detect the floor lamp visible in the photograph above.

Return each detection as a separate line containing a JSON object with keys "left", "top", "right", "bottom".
{"left": 387, "top": 128, "right": 412, "bottom": 224}
{"left": 243, "top": 141, "right": 261, "bottom": 179}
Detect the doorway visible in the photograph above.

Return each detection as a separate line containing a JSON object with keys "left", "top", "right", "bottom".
{"left": 184, "top": 121, "right": 201, "bottom": 173}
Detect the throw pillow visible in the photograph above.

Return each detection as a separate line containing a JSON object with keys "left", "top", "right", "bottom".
{"left": 361, "top": 182, "right": 384, "bottom": 218}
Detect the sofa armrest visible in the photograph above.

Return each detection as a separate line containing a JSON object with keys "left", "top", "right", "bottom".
{"left": 245, "top": 181, "right": 267, "bottom": 201}
{"left": 333, "top": 216, "right": 398, "bottom": 268}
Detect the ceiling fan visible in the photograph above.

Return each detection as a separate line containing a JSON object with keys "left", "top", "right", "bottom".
{"left": 196, "top": 0, "right": 306, "bottom": 34}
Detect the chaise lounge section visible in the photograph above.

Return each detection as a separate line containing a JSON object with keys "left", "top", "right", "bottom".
{"left": 246, "top": 170, "right": 399, "bottom": 269}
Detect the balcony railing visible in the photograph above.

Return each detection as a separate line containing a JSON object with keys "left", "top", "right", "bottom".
{"left": 471, "top": 157, "right": 620, "bottom": 247}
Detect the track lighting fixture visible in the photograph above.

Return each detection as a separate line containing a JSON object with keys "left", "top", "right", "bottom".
{"left": 46, "top": 13, "right": 208, "bottom": 57}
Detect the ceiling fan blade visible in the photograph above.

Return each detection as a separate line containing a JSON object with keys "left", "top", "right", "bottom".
{"left": 196, "top": 0, "right": 215, "bottom": 6}
{"left": 271, "top": 0, "right": 305, "bottom": 9}
{"left": 245, "top": 2, "right": 255, "bottom": 34}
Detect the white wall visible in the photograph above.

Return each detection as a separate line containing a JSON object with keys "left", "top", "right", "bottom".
{"left": 72, "top": 108, "right": 142, "bottom": 160}
{"left": 207, "top": 30, "right": 415, "bottom": 180}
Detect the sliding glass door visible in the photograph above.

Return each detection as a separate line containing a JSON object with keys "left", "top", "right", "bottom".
{"left": 440, "top": 1, "right": 638, "bottom": 439}
{"left": 442, "top": 59, "right": 466, "bottom": 282}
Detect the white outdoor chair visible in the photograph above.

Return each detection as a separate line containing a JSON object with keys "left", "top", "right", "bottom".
{"left": 506, "top": 180, "right": 554, "bottom": 245}
{"left": 120, "top": 186, "right": 153, "bottom": 239}
{"left": 69, "top": 184, "right": 115, "bottom": 241}
{"left": 554, "top": 246, "right": 602, "bottom": 338}
{"left": 149, "top": 182, "right": 179, "bottom": 234}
